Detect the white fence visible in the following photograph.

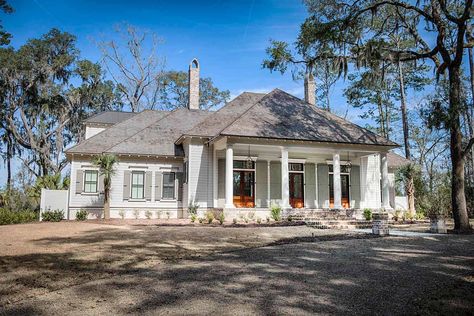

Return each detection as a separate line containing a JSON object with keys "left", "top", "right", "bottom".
{"left": 40, "top": 189, "right": 69, "bottom": 221}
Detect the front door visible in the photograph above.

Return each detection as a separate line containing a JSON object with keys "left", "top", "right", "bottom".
{"left": 329, "top": 174, "right": 350, "bottom": 208}
{"left": 233, "top": 171, "right": 255, "bottom": 208}
{"left": 289, "top": 173, "right": 304, "bottom": 208}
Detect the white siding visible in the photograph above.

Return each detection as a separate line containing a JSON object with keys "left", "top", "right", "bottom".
{"left": 359, "top": 154, "right": 381, "bottom": 209}
{"left": 68, "top": 157, "right": 184, "bottom": 219}
{"left": 85, "top": 126, "right": 106, "bottom": 139}
{"left": 186, "top": 139, "right": 213, "bottom": 208}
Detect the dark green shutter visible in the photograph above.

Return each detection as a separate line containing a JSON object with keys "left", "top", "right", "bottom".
{"left": 75, "top": 170, "right": 83, "bottom": 194}
{"left": 155, "top": 172, "right": 162, "bottom": 201}
{"left": 123, "top": 171, "right": 130, "bottom": 200}
{"left": 176, "top": 172, "right": 183, "bottom": 201}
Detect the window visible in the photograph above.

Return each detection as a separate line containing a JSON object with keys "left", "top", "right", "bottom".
{"left": 289, "top": 163, "right": 304, "bottom": 172}
{"left": 328, "top": 164, "right": 350, "bottom": 174}
{"left": 84, "top": 170, "right": 98, "bottom": 193}
{"left": 233, "top": 160, "right": 255, "bottom": 170}
{"left": 162, "top": 172, "right": 176, "bottom": 199}
{"left": 131, "top": 171, "right": 145, "bottom": 199}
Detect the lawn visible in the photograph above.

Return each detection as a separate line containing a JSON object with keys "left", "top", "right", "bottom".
{"left": 0, "top": 221, "right": 473, "bottom": 315}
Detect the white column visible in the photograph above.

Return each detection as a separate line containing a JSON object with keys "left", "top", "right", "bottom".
{"left": 333, "top": 152, "right": 342, "bottom": 209}
{"left": 381, "top": 152, "right": 391, "bottom": 210}
{"left": 267, "top": 160, "right": 271, "bottom": 207}
{"left": 213, "top": 147, "right": 218, "bottom": 208}
{"left": 225, "top": 144, "right": 234, "bottom": 208}
{"left": 281, "top": 147, "right": 291, "bottom": 209}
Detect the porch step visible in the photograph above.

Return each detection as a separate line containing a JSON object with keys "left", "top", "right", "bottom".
{"left": 305, "top": 219, "right": 372, "bottom": 230}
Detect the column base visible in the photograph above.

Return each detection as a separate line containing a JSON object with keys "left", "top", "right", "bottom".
{"left": 225, "top": 204, "right": 235, "bottom": 209}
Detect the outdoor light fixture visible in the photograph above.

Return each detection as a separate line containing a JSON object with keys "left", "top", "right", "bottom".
{"left": 346, "top": 152, "right": 352, "bottom": 173}
{"left": 245, "top": 145, "right": 253, "bottom": 169}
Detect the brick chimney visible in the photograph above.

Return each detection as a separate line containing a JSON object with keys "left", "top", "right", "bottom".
{"left": 188, "top": 58, "right": 200, "bottom": 110}
{"left": 304, "top": 72, "right": 315, "bottom": 106}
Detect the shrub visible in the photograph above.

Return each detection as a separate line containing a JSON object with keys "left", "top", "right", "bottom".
{"left": 118, "top": 210, "right": 126, "bottom": 219}
{"left": 198, "top": 217, "right": 204, "bottom": 224}
{"left": 244, "top": 216, "right": 249, "bottom": 223}
{"left": 392, "top": 210, "right": 401, "bottom": 222}
{"left": 188, "top": 202, "right": 199, "bottom": 216}
{"left": 232, "top": 218, "right": 237, "bottom": 224}
{"left": 363, "top": 208, "right": 372, "bottom": 221}
{"left": 133, "top": 209, "right": 139, "bottom": 219}
{"left": 270, "top": 205, "right": 282, "bottom": 221}
{"left": 248, "top": 211, "right": 255, "bottom": 221}
{"left": 257, "top": 217, "right": 261, "bottom": 224}
{"left": 404, "top": 212, "right": 414, "bottom": 221}
{"left": 266, "top": 216, "right": 270, "bottom": 223}
{"left": 190, "top": 214, "right": 197, "bottom": 223}
{"left": 415, "top": 211, "right": 425, "bottom": 220}
{"left": 42, "top": 210, "right": 64, "bottom": 222}
{"left": 155, "top": 210, "right": 162, "bottom": 219}
{"left": 218, "top": 212, "right": 225, "bottom": 225}
{"left": 206, "top": 211, "right": 214, "bottom": 224}
{"left": 166, "top": 211, "right": 170, "bottom": 219}
{"left": 76, "top": 209, "right": 88, "bottom": 221}
{"left": 0, "top": 208, "right": 38, "bottom": 225}
{"left": 145, "top": 210, "right": 152, "bottom": 219}
{"left": 287, "top": 215, "right": 293, "bottom": 222}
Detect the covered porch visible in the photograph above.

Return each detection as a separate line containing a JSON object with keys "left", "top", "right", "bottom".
{"left": 211, "top": 137, "right": 392, "bottom": 214}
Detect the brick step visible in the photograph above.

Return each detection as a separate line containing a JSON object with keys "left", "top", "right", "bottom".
{"left": 306, "top": 220, "right": 372, "bottom": 230}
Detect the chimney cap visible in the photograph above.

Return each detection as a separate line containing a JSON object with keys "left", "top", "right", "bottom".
{"left": 190, "top": 58, "right": 199, "bottom": 69}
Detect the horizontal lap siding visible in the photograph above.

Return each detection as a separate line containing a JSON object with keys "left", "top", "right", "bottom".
{"left": 187, "top": 140, "right": 212, "bottom": 208}
{"left": 69, "top": 158, "right": 184, "bottom": 212}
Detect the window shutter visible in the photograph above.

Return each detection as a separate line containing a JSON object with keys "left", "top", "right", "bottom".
{"left": 145, "top": 171, "right": 152, "bottom": 200}
{"left": 155, "top": 172, "right": 162, "bottom": 201}
{"left": 123, "top": 171, "right": 130, "bottom": 200}
{"left": 75, "top": 170, "right": 83, "bottom": 194}
{"left": 98, "top": 173, "right": 104, "bottom": 194}
{"left": 176, "top": 172, "right": 183, "bottom": 201}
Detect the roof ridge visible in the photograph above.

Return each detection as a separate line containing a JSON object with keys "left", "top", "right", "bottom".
{"left": 103, "top": 109, "right": 179, "bottom": 154}
{"left": 276, "top": 89, "right": 398, "bottom": 146}
{"left": 208, "top": 90, "right": 273, "bottom": 142}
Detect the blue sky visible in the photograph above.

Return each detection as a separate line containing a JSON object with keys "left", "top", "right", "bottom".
{"left": 2, "top": 0, "right": 409, "bottom": 183}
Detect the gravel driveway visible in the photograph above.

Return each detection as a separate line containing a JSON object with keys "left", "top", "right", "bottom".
{"left": 0, "top": 222, "right": 473, "bottom": 315}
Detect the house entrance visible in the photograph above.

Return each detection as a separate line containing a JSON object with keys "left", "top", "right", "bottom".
{"left": 289, "top": 163, "right": 304, "bottom": 208}
{"left": 233, "top": 160, "right": 255, "bottom": 208}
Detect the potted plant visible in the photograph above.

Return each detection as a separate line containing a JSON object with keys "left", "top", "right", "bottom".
{"left": 426, "top": 195, "right": 449, "bottom": 234}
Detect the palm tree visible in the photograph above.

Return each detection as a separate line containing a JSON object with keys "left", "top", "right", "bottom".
{"left": 93, "top": 154, "right": 118, "bottom": 220}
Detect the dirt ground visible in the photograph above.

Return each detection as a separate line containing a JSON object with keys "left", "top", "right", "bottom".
{"left": 0, "top": 221, "right": 473, "bottom": 315}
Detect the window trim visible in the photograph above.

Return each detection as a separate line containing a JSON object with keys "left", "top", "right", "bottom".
{"left": 130, "top": 171, "right": 145, "bottom": 200}
{"left": 83, "top": 170, "right": 99, "bottom": 194}
{"left": 162, "top": 172, "right": 176, "bottom": 200}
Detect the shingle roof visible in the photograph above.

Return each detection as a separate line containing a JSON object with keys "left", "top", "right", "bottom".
{"left": 66, "top": 110, "right": 170, "bottom": 155}
{"left": 187, "top": 92, "right": 266, "bottom": 137}
{"left": 67, "top": 109, "right": 211, "bottom": 157}
{"left": 67, "top": 89, "right": 398, "bottom": 158}
{"left": 218, "top": 89, "right": 397, "bottom": 147}
{"left": 387, "top": 152, "right": 411, "bottom": 168}
{"left": 105, "top": 109, "right": 211, "bottom": 156}
{"left": 84, "top": 111, "right": 135, "bottom": 125}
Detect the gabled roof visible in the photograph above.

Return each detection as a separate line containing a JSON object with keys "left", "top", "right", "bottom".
{"left": 208, "top": 89, "right": 397, "bottom": 147}
{"left": 104, "top": 109, "right": 211, "bottom": 156}
{"left": 84, "top": 111, "right": 135, "bottom": 125}
{"left": 66, "top": 108, "right": 211, "bottom": 157}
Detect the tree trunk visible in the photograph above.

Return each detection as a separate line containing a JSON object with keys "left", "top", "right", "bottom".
{"left": 6, "top": 132, "right": 12, "bottom": 191}
{"left": 104, "top": 188, "right": 110, "bottom": 220}
{"left": 468, "top": 48, "right": 474, "bottom": 185}
{"left": 448, "top": 66, "right": 470, "bottom": 232}
{"left": 104, "top": 200, "right": 110, "bottom": 220}
{"left": 397, "top": 60, "right": 415, "bottom": 213}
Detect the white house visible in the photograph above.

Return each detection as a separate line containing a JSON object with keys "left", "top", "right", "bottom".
{"left": 65, "top": 59, "right": 408, "bottom": 220}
